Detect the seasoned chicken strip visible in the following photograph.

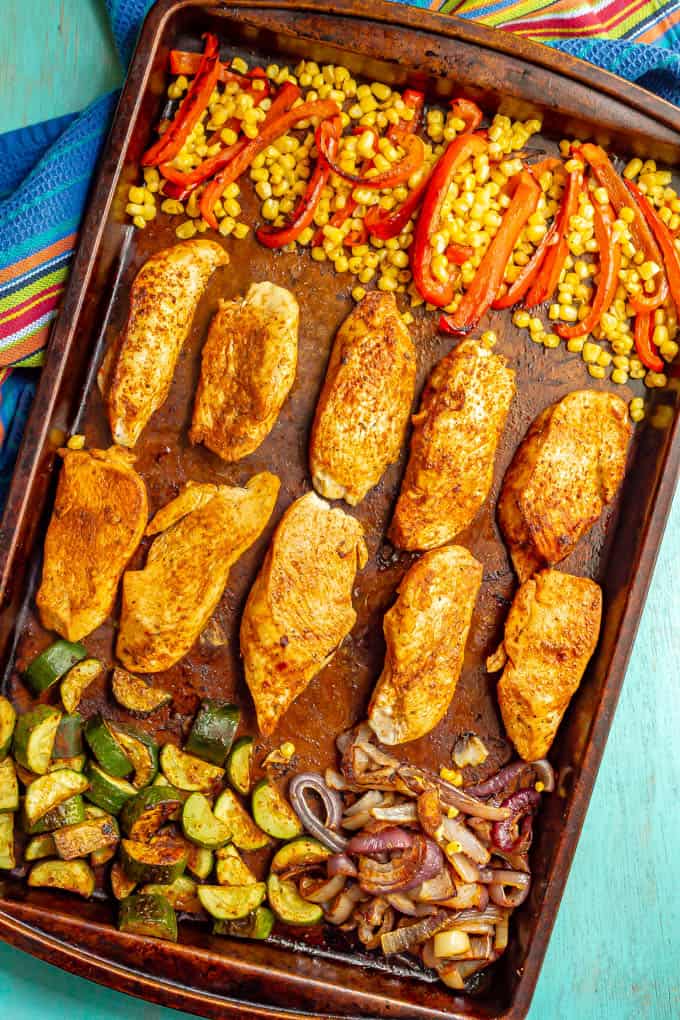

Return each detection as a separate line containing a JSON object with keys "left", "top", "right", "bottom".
{"left": 310, "top": 292, "right": 416, "bottom": 505}
{"left": 368, "top": 546, "right": 483, "bottom": 745}
{"left": 36, "top": 445, "right": 148, "bottom": 641}
{"left": 389, "top": 338, "right": 515, "bottom": 551}
{"left": 498, "top": 390, "right": 630, "bottom": 582}
{"left": 190, "top": 281, "right": 299, "bottom": 462}
{"left": 489, "top": 569, "right": 602, "bottom": 761}
{"left": 241, "top": 491, "right": 367, "bottom": 736}
{"left": 106, "top": 240, "right": 227, "bottom": 447}
{"left": 117, "top": 472, "right": 279, "bottom": 673}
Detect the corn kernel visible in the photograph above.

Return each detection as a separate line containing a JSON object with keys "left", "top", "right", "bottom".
{"left": 352, "top": 286, "right": 367, "bottom": 302}
{"left": 175, "top": 220, "right": 196, "bottom": 239}
{"left": 611, "top": 368, "right": 629, "bottom": 385}
{"left": 640, "top": 260, "right": 661, "bottom": 281}
{"left": 567, "top": 337, "right": 586, "bottom": 353}
{"left": 588, "top": 364, "right": 606, "bottom": 379}
{"left": 582, "top": 341, "right": 600, "bottom": 364}
{"left": 513, "top": 310, "right": 531, "bottom": 329}
{"left": 233, "top": 222, "right": 250, "bottom": 239}
{"left": 544, "top": 332, "right": 561, "bottom": 349}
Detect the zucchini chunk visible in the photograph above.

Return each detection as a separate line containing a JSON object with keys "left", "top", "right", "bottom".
{"left": 251, "top": 778, "right": 302, "bottom": 841}
{"left": 213, "top": 788, "right": 269, "bottom": 851}
{"left": 0, "top": 757, "right": 19, "bottom": 813}
{"left": 270, "top": 836, "right": 332, "bottom": 875}
{"left": 24, "top": 833, "right": 57, "bottom": 861}
{"left": 119, "top": 892, "right": 178, "bottom": 942}
{"left": 267, "top": 873, "right": 323, "bottom": 926}
{"left": 185, "top": 700, "right": 239, "bottom": 766}
{"left": 13, "top": 705, "right": 62, "bottom": 775}
{"left": 108, "top": 722, "right": 158, "bottom": 788}
{"left": 0, "top": 813, "right": 15, "bottom": 869}
{"left": 0, "top": 696, "right": 16, "bottom": 760}
{"left": 121, "top": 786, "right": 184, "bottom": 841}
{"left": 24, "top": 769, "right": 89, "bottom": 827}
{"left": 60, "top": 658, "right": 103, "bottom": 714}
{"left": 111, "top": 668, "right": 172, "bottom": 716}
{"left": 198, "top": 882, "right": 266, "bottom": 920}
{"left": 28, "top": 859, "right": 95, "bottom": 898}
{"left": 90, "top": 844, "right": 117, "bottom": 867}
{"left": 181, "top": 792, "right": 231, "bottom": 849}
{"left": 160, "top": 743, "right": 224, "bottom": 792}
{"left": 186, "top": 844, "right": 214, "bottom": 880}
{"left": 85, "top": 763, "right": 136, "bottom": 815}
{"left": 27, "top": 795, "right": 85, "bottom": 834}
{"left": 215, "top": 844, "right": 257, "bottom": 887}
{"left": 24, "top": 640, "right": 87, "bottom": 695}
{"left": 214, "top": 905, "right": 275, "bottom": 940}
{"left": 226, "top": 736, "right": 253, "bottom": 796}
{"left": 49, "top": 754, "right": 87, "bottom": 773}
{"left": 84, "top": 715, "right": 132, "bottom": 778}
{"left": 120, "top": 838, "right": 188, "bottom": 884}
{"left": 52, "top": 713, "right": 84, "bottom": 758}
{"left": 110, "top": 860, "right": 137, "bottom": 900}
{"left": 143, "top": 875, "right": 201, "bottom": 914}
{"left": 53, "top": 815, "right": 119, "bottom": 860}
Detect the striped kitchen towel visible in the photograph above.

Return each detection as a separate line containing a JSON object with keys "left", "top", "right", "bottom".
{"left": 1, "top": 0, "right": 680, "bottom": 507}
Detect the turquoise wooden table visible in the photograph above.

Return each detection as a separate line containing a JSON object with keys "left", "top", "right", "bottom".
{"left": 0, "top": 2, "right": 678, "bottom": 1018}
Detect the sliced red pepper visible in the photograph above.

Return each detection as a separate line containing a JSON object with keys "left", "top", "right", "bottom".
{"left": 449, "top": 97, "right": 483, "bottom": 134}
{"left": 524, "top": 165, "right": 582, "bottom": 309}
{"left": 169, "top": 50, "right": 270, "bottom": 92}
{"left": 440, "top": 168, "right": 541, "bottom": 334}
{"left": 317, "top": 128, "right": 424, "bottom": 190}
{"left": 556, "top": 201, "right": 620, "bottom": 339}
{"left": 388, "top": 89, "right": 425, "bottom": 141}
{"left": 257, "top": 118, "right": 340, "bottom": 249}
{"left": 493, "top": 219, "right": 558, "bottom": 309}
{"left": 578, "top": 143, "right": 668, "bottom": 312}
{"left": 143, "top": 34, "right": 221, "bottom": 167}
{"left": 625, "top": 179, "right": 680, "bottom": 312}
{"left": 411, "top": 132, "right": 487, "bottom": 307}
{"left": 634, "top": 311, "right": 664, "bottom": 372}
{"left": 200, "top": 96, "right": 342, "bottom": 228}
{"left": 446, "top": 243, "right": 473, "bottom": 265}
{"left": 364, "top": 173, "right": 430, "bottom": 241}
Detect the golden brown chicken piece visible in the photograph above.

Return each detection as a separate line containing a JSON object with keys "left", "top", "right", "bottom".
{"left": 368, "top": 545, "right": 483, "bottom": 745}
{"left": 240, "top": 491, "right": 367, "bottom": 736}
{"left": 36, "top": 445, "right": 148, "bottom": 641}
{"left": 389, "top": 338, "right": 515, "bottom": 551}
{"left": 190, "top": 281, "right": 299, "bottom": 462}
{"left": 489, "top": 569, "right": 602, "bottom": 761}
{"left": 498, "top": 390, "right": 630, "bottom": 582}
{"left": 117, "top": 473, "right": 279, "bottom": 673}
{"left": 105, "top": 240, "right": 227, "bottom": 447}
{"left": 309, "top": 292, "right": 416, "bottom": 505}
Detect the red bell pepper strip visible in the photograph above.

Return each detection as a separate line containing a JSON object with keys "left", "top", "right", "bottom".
{"left": 169, "top": 49, "right": 270, "bottom": 92}
{"left": 524, "top": 164, "right": 582, "bottom": 309}
{"left": 317, "top": 129, "right": 424, "bottom": 190}
{"left": 364, "top": 173, "right": 430, "bottom": 240}
{"left": 578, "top": 143, "right": 668, "bottom": 312}
{"left": 449, "top": 97, "right": 483, "bottom": 134}
{"left": 446, "top": 243, "right": 473, "bottom": 265}
{"left": 257, "top": 118, "right": 340, "bottom": 248}
{"left": 440, "top": 168, "right": 541, "bottom": 334}
{"left": 634, "top": 311, "right": 664, "bottom": 372}
{"left": 388, "top": 89, "right": 425, "bottom": 141}
{"left": 200, "top": 96, "right": 342, "bottom": 228}
{"left": 143, "top": 34, "right": 221, "bottom": 167}
{"left": 493, "top": 219, "right": 558, "bottom": 309}
{"left": 556, "top": 201, "right": 620, "bottom": 339}
{"left": 411, "top": 132, "right": 487, "bottom": 307}
{"left": 625, "top": 179, "right": 680, "bottom": 312}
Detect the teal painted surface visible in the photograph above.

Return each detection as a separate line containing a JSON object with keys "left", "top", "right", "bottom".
{"left": 0, "top": 2, "right": 678, "bottom": 1017}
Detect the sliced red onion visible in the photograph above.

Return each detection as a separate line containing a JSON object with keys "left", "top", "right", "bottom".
{"left": 491, "top": 790, "right": 540, "bottom": 852}
{"left": 327, "top": 853, "right": 358, "bottom": 878}
{"left": 357, "top": 835, "right": 438, "bottom": 895}
{"left": 371, "top": 802, "right": 418, "bottom": 823}
{"left": 532, "top": 759, "right": 555, "bottom": 793}
{"left": 381, "top": 910, "right": 453, "bottom": 955}
{"left": 299, "top": 873, "right": 347, "bottom": 904}
{"left": 347, "top": 827, "right": 414, "bottom": 855}
{"left": 489, "top": 881, "right": 530, "bottom": 908}
{"left": 488, "top": 868, "right": 531, "bottom": 888}
{"left": 325, "top": 768, "right": 346, "bottom": 790}
{"left": 344, "top": 790, "right": 383, "bottom": 816}
{"left": 465, "top": 759, "right": 554, "bottom": 798}
{"left": 341, "top": 809, "right": 373, "bottom": 831}
{"left": 386, "top": 892, "right": 419, "bottom": 916}
{"left": 442, "top": 816, "right": 491, "bottom": 865}
{"left": 325, "top": 885, "right": 360, "bottom": 925}
{"left": 414, "top": 869, "right": 455, "bottom": 903}
{"left": 450, "top": 852, "right": 480, "bottom": 884}
{"left": 441, "top": 881, "right": 489, "bottom": 912}
{"left": 288, "top": 772, "right": 347, "bottom": 853}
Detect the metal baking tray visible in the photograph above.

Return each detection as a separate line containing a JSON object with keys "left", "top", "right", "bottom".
{"left": 1, "top": 1, "right": 679, "bottom": 1017}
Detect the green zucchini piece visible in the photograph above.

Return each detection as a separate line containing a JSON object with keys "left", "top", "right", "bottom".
{"left": 0, "top": 757, "right": 19, "bottom": 812}
{"left": 49, "top": 754, "right": 87, "bottom": 773}
{"left": 84, "top": 715, "right": 132, "bottom": 778}
{"left": 0, "top": 696, "right": 16, "bottom": 760}
{"left": 251, "top": 778, "right": 302, "bottom": 841}
{"left": 108, "top": 722, "right": 158, "bottom": 789}
{"left": 24, "top": 833, "right": 56, "bottom": 861}
{"left": 27, "top": 795, "right": 85, "bottom": 834}
{"left": 24, "top": 640, "right": 87, "bottom": 695}
{"left": 185, "top": 700, "right": 239, "bottom": 766}
{"left": 28, "top": 859, "right": 95, "bottom": 898}
{"left": 119, "top": 892, "right": 177, "bottom": 942}
{"left": 213, "top": 905, "right": 275, "bottom": 940}
{"left": 186, "top": 844, "right": 214, "bottom": 880}
{"left": 13, "top": 705, "right": 62, "bottom": 775}
{"left": 226, "top": 736, "right": 253, "bottom": 796}
{"left": 53, "top": 814, "right": 119, "bottom": 860}
{"left": 198, "top": 882, "right": 266, "bottom": 921}
{"left": 213, "top": 788, "right": 269, "bottom": 851}
{"left": 85, "top": 763, "right": 136, "bottom": 815}
{"left": 52, "top": 713, "right": 83, "bottom": 758}
{"left": 181, "top": 792, "right": 231, "bottom": 849}
{"left": 152, "top": 774, "right": 171, "bottom": 787}
{"left": 120, "top": 838, "right": 188, "bottom": 884}
{"left": 111, "top": 860, "right": 136, "bottom": 900}
{"left": 121, "top": 786, "right": 184, "bottom": 840}
{"left": 0, "top": 813, "right": 15, "bottom": 869}
{"left": 267, "top": 873, "right": 323, "bottom": 926}
{"left": 90, "top": 844, "right": 117, "bottom": 867}
{"left": 160, "top": 743, "right": 224, "bottom": 792}
{"left": 60, "top": 658, "right": 103, "bottom": 714}
{"left": 270, "top": 836, "right": 332, "bottom": 874}
{"left": 215, "top": 844, "right": 256, "bottom": 887}
{"left": 143, "top": 875, "right": 201, "bottom": 913}
{"left": 24, "top": 769, "right": 89, "bottom": 827}
{"left": 111, "top": 668, "right": 171, "bottom": 716}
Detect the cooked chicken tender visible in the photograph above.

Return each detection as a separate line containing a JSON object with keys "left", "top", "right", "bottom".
{"left": 36, "top": 446, "right": 148, "bottom": 641}
{"left": 498, "top": 389, "right": 630, "bottom": 582}
{"left": 368, "top": 546, "right": 483, "bottom": 745}
{"left": 389, "top": 338, "right": 515, "bottom": 551}
{"left": 240, "top": 491, "right": 367, "bottom": 736}
{"left": 489, "top": 569, "right": 602, "bottom": 761}
{"left": 117, "top": 472, "right": 279, "bottom": 673}
{"left": 190, "top": 282, "right": 299, "bottom": 462}
{"left": 105, "top": 240, "right": 227, "bottom": 447}
{"left": 310, "top": 292, "right": 416, "bottom": 505}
